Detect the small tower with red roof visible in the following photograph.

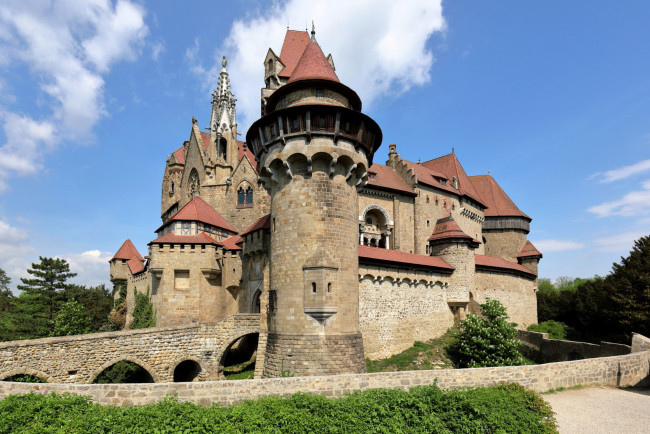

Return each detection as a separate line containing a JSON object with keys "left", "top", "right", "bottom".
{"left": 428, "top": 212, "right": 479, "bottom": 319}
{"left": 246, "top": 27, "right": 383, "bottom": 377}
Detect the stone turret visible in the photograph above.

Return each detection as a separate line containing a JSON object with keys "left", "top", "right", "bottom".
{"left": 428, "top": 213, "right": 478, "bottom": 319}
{"left": 246, "top": 29, "right": 382, "bottom": 377}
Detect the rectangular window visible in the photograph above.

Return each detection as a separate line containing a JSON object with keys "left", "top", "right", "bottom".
{"left": 315, "top": 89, "right": 324, "bottom": 98}
{"left": 174, "top": 270, "right": 190, "bottom": 291}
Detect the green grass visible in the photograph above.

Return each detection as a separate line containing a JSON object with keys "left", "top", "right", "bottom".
{"left": 366, "top": 329, "right": 457, "bottom": 373}
{"left": 0, "top": 383, "right": 557, "bottom": 433}
{"left": 223, "top": 354, "right": 256, "bottom": 380}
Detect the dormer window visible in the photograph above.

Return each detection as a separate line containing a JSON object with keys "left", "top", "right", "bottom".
{"left": 440, "top": 179, "right": 447, "bottom": 186}
{"left": 369, "top": 172, "right": 376, "bottom": 180}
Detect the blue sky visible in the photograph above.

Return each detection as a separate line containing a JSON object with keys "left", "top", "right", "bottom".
{"left": 0, "top": 0, "right": 649, "bottom": 290}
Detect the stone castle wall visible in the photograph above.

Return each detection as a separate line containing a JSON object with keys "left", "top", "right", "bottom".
{"left": 482, "top": 229, "right": 527, "bottom": 262}
{"left": 473, "top": 269, "right": 537, "bottom": 328}
{"left": 2, "top": 348, "right": 648, "bottom": 407}
{"left": 358, "top": 265, "right": 453, "bottom": 359}
{"left": 149, "top": 244, "right": 240, "bottom": 326}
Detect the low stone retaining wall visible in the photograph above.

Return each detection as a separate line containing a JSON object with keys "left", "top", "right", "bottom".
{"left": 518, "top": 330, "right": 631, "bottom": 363}
{"left": 1, "top": 349, "right": 648, "bottom": 407}
{"left": 632, "top": 333, "right": 650, "bottom": 353}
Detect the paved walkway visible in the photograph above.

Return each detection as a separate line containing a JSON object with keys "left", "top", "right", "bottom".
{"left": 543, "top": 386, "right": 650, "bottom": 433}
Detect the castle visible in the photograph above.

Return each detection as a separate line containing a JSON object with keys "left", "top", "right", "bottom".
{"left": 110, "top": 28, "right": 541, "bottom": 377}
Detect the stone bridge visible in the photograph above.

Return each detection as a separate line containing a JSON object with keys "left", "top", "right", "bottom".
{"left": 0, "top": 314, "right": 261, "bottom": 384}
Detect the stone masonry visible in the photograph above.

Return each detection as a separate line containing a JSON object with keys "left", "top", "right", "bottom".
{"left": 0, "top": 314, "right": 259, "bottom": 383}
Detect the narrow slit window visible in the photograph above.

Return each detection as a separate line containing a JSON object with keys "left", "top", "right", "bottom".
{"left": 312, "top": 282, "right": 317, "bottom": 293}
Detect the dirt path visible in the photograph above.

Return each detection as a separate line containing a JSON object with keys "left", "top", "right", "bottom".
{"left": 542, "top": 386, "right": 650, "bottom": 433}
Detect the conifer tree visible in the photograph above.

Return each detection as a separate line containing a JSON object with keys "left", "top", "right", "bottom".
{"left": 16, "top": 257, "right": 77, "bottom": 334}
{"left": 0, "top": 268, "right": 11, "bottom": 312}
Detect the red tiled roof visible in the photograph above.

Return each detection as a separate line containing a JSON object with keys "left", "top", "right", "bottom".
{"left": 428, "top": 214, "right": 474, "bottom": 243}
{"left": 366, "top": 163, "right": 415, "bottom": 195}
{"left": 157, "top": 196, "right": 236, "bottom": 233}
{"left": 421, "top": 154, "right": 486, "bottom": 207}
{"left": 358, "top": 245, "right": 453, "bottom": 272}
{"left": 287, "top": 40, "right": 339, "bottom": 84}
{"left": 469, "top": 174, "right": 531, "bottom": 220}
{"left": 517, "top": 240, "right": 542, "bottom": 258}
{"left": 475, "top": 254, "right": 537, "bottom": 278}
{"left": 237, "top": 140, "right": 257, "bottom": 171}
{"left": 172, "top": 146, "right": 185, "bottom": 165}
{"left": 241, "top": 214, "right": 271, "bottom": 236}
{"left": 278, "top": 30, "right": 311, "bottom": 78}
{"left": 404, "top": 161, "right": 458, "bottom": 195}
{"left": 111, "top": 239, "right": 145, "bottom": 274}
{"left": 111, "top": 239, "right": 144, "bottom": 262}
{"left": 222, "top": 235, "right": 242, "bottom": 250}
{"left": 149, "top": 232, "right": 222, "bottom": 246}
{"left": 169, "top": 135, "right": 255, "bottom": 171}
{"left": 126, "top": 258, "right": 145, "bottom": 274}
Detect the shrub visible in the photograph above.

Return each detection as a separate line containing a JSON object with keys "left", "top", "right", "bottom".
{"left": 528, "top": 320, "right": 574, "bottom": 340}
{"left": 0, "top": 384, "right": 557, "bottom": 433}
{"left": 451, "top": 299, "right": 526, "bottom": 368}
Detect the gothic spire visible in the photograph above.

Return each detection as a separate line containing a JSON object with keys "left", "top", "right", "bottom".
{"left": 210, "top": 55, "right": 237, "bottom": 138}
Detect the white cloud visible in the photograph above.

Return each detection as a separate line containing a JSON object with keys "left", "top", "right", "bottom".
{"left": 592, "top": 158, "right": 650, "bottom": 183}
{"left": 593, "top": 231, "right": 648, "bottom": 252}
{"left": 0, "top": 0, "right": 148, "bottom": 192}
{"left": 189, "top": 0, "right": 445, "bottom": 129}
{"left": 0, "top": 219, "right": 35, "bottom": 289}
{"left": 533, "top": 239, "right": 585, "bottom": 252}
{"left": 587, "top": 180, "right": 650, "bottom": 217}
{"left": 61, "top": 249, "right": 113, "bottom": 288}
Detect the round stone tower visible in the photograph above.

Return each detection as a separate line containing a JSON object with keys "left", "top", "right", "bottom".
{"left": 246, "top": 32, "right": 382, "bottom": 377}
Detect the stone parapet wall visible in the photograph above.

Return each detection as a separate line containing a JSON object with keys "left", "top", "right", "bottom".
{"left": 2, "top": 349, "right": 648, "bottom": 407}
{"left": 518, "top": 330, "right": 631, "bottom": 363}
{"left": 631, "top": 333, "right": 650, "bottom": 353}
{"left": 0, "top": 314, "right": 260, "bottom": 384}
{"left": 474, "top": 269, "right": 537, "bottom": 328}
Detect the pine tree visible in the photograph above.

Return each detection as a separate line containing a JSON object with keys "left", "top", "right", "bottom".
{"left": 15, "top": 257, "right": 77, "bottom": 335}
{"left": 0, "top": 268, "right": 12, "bottom": 312}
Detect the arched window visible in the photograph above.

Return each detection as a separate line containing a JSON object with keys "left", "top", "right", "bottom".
{"left": 246, "top": 187, "right": 253, "bottom": 204}
{"left": 237, "top": 188, "right": 245, "bottom": 205}
{"left": 169, "top": 180, "right": 175, "bottom": 194}
{"left": 188, "top": 169, "right": 200, "bottom": 198}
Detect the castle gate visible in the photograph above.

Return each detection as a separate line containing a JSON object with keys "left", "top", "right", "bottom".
{"left": 0, "top": 314, "right": 260, "bottom": 384}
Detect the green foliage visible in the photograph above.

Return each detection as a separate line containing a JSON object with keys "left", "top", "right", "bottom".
{"left": 51, "top": 299, "right": 90, "bottom": 337}
{"left": 62, "top": 284, "right": 113, "bottom": 332}
{"left": 93, "top": 361, "right": 154, "bottom": 384}
{"left": 527, "top": 320, "right": 575, "bottom": 340}
{"left": 539, "top": 235, "right": 650, "bottom": 344}
{"left": 0, "top": 384, "right": 557, "bottom": 433}
{"left": 451, "top": 299, "right": 526, "bottom": 368}
{"left": 366, "top": 329, "right": 456, "bottom": 373}
{"left": 0, "top": 268, "right": 11, "bottom": 312}
{"left": 3, "top": 374, "right": 47, "bottom": 383}
{"left": 17, "top": 257, "right": 77, "bottom": 321}
{"left": 131, "top": 287, "right": 155, "bottom": 329}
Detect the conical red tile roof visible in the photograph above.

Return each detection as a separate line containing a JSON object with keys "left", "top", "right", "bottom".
{"left": 287, "top": 40, "right": 339, "bottom": 84}
{"left": 157, "top": 196, "right": 236, "bottom": 233}
{"left": 470, "top": 174, "right": 530, "bottom": 220}
{"left": 111, "top": 239, "right": 144, "bottom": 262}
{"left": 517, "top": 240, "right": 542, "bottom": 258}
{"left": 111, "top": 239, "right": 145, "bottom": 274}
{"left": 428, "top": 213, "right": 474, "bottom": 243}
{"left": 278, "top": 30, "right": 311, "bottom": 78}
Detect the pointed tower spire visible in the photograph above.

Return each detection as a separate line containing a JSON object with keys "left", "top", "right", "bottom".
{"left": 311, "top": 21, "right": 316, "bottom": 41}
{"left": 209, "top": 55, "right": 237, "bottom": 159}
